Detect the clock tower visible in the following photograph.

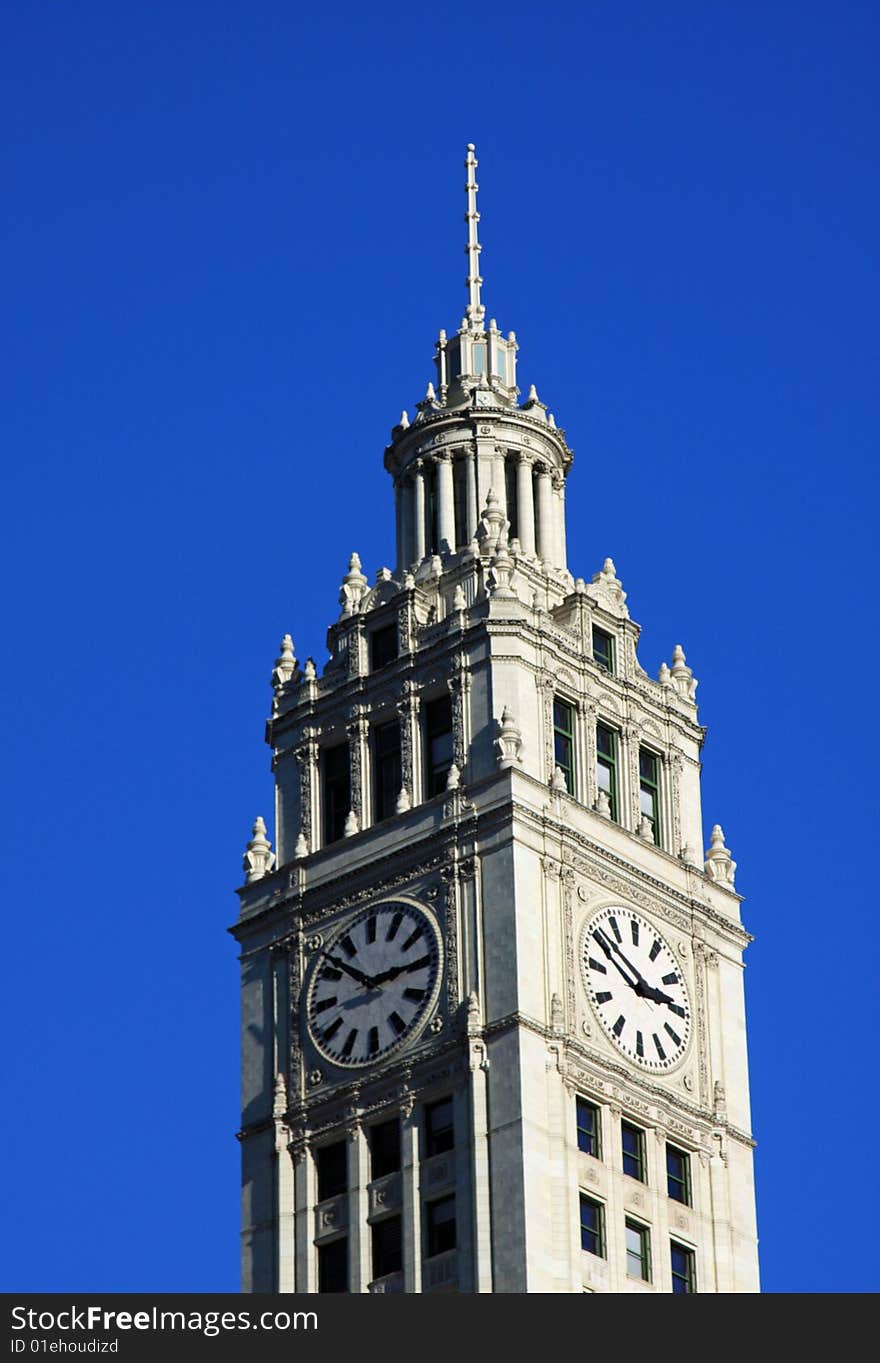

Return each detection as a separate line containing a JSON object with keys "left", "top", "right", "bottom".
{"left": 231, "top": 146, "right": 760, "bottom": 1294}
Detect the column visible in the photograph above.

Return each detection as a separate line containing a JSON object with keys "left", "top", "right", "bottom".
{"left": 435, "top": 452, "right": 455, "bottom": 555}
{"left": 469, "top": 1046, "right": 493, "bottom": 1291}
{"left": 349, "top": 1123, "right": 370, "bottom": 1292}
{"left": 293, "top": 1142, "right": 317, "bottom": 1292}
{"left": 401, "top": 1107, "right": 422, "bottom": 1292}
{"left": 516, "top": 454, "right": 535, "bottom": 556}
{"left": 295, "top": 733, "right": 318, "bottom": 854}
{"left": 535, "top": 463, "right": 555, "bottom": 565}
{"left": 413, "top": 460, "right": 426, "bottom": 562}
{"left": 553, "top": 473, "right": 568, "bottom": 569}
{"left": 465, "top": 450, "right": 478, "bottom": 543}
{"left": 347, "top": 709, "right": 368, "bottom": 830}
{"left": 276, "top": 1137, "right": 296, "bottom": 1292}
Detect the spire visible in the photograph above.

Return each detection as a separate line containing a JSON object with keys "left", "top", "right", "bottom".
{"left": 464, "top": 143, "right": 485, "bottom": 329}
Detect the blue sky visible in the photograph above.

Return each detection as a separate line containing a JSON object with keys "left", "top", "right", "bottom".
{"left": 2, "top": 2, "right": 877, "bottom": 1293}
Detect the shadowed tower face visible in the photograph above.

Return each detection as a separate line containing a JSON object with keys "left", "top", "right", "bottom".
{"left": 232, "top": 146, "right": 759, "bottom": 1295}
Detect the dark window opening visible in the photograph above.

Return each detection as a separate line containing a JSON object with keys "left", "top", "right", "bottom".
{"left": 425, "top": 695, "right": 453, "bottom": 798}
{"left": 504, "top": 456, "right": 519, "bottom": 542}
{"left": 425, "top": 1196, "right": 456, "bottom": 1258}
{"left": 452, "top": 458, "right": 468, "bottom": 549}
{"left": 318, "top": 1236, "right": 348, "bottom": 1293}
{"left": 371, "top": 1215, "right": 403, "bottom": 1279}
{"left": 369, "top": 1118, "right": 401, "bottom": 1181}
{"left": 424, "top": 1097, "right": 454, "bottom": 1158}
{"left": 373, "top": 721, "right": 402, "bottom": 823}
{"left": 322, "top": 742, "right": 350, "bottom": 845}
{"left": 316, "top": 1140, "right": 348, "bottom": 1202}
{"left": 370, "top": 623, "right": 398, "bottom": 672}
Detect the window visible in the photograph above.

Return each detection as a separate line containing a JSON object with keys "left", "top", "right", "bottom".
{"left": 592, "top": 627, "right": 614, "bottom": 672}
{"left": 504, "top": 456, "right": 519, "bottom": 541}
{"left": 626, "top": 1220, "right": 651, "bottom": 1281}
{"left": 670, "top": 1241, "right": 696, "bottom": 1293}
{"left": 371, "top": 1215, "right": 403, "bottom": 1279}
{"left": 579, "top": 1194, "right": 605, "bottom": 1257}
{"left": 424, "top": 695, "right": 453, "bottom": 798}
{"left": 318, "top": 1236, "right": 348, "bottom": 1293}
{"left": 316, "top": 1140, "right": 348, "bottom": 1202}
{"left": 369, "top": 1118, "right": 401, "bottom": 1181}
{"left": 425, "top": 1196, "right": 456, "bottom": 1257}
{"left": 452, "top": 458, "right": 468, "bottom": 548}
{"left": 322, "top": 742, "right": 350, "bottom": 844}
{"left": 553, "top": 698, "right": 575, "bottom": 794}
{"left": 639, "top": 748, "right": 661, "bottom": 846}
{"left": 370, "top": 623, "right": 398, "bottom": 672}
{"left": 596, "top": 722, "right": 619, "bottom": 821}
{"left": 424, "top": 460, "right": 438, "bottom": 555}
{"left": 576, "top": 1097, "right": 601, "bottom": 1158}
{"left": 424, "top": 1097, "right": 454, "bottom": 1158}
{"left": 621, "top": 1121, "right": 646, "bottom": 1182}
{"left": 666, "top": 1145, "right": 691, "bottom": 1205}
{"left": 373, "top": 720, "right": 401, "bottom": 823}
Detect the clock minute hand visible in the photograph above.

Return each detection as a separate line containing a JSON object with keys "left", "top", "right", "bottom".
{"left": 603, "top": 941, "right": 677, "bottom": 1007}
{"left": 322, "top": 952, "right": 376, "bottom": 989}
{"left": 371, "top": 956, "right": 431, "bottom": 987}
{"left": 593, "top": 929, "right": 641, "bottom": 991}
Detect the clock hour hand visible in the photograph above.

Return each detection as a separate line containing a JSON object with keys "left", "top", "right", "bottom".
{"left": 322, "top": 952, "right": 376, "bottom": 989}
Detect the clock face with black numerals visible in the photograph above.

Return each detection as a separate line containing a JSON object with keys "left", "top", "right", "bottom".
{"left": 580, "top": 905, "right": 691, "bottom": 1072}
{"left": 306, "top": 899, "right": 442, "bottom": 1068}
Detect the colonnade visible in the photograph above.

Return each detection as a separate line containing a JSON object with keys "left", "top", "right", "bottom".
{"left": 394, "top": 451, "right": 567, "bottom": 572}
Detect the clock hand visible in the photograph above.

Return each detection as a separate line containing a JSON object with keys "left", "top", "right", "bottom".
{"left": 593, "top": 929, "right": 641, "bottom": 992}
{"left": 371, "top": 957, "right": 431, "bottom": 987}
{"left": 322, "top": 952, "right": 377, "bottom": 990}
{"left": 602, "top": 941, "right": 681, "bottom": 1008}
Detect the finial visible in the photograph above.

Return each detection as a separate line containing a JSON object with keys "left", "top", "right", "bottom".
{"left": 464, "top": 143, "right": 485, "bottom": 329}
{"left": 271, "top": 634, "right": 297, "bottom": 690}
{"left": 705, "top": 824, "right": 737, "bottom": 887}
{"left": 243, "top": 817, "right": 275, "bottom": 883}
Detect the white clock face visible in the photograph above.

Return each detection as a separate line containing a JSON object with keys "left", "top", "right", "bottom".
{"left": 306, "top": 900, "right": 442, "bottom": 1068}
{"left": 580, "top": 906, "right": 691, "bottom": 1071}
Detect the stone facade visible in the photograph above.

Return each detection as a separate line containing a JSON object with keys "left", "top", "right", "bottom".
{"left": 230, "top": 145, "right": 759, "bottom": 1294}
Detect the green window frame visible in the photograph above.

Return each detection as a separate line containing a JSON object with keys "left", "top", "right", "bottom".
{"left": 596, "top": 721, "right": 619, "bottom": 821}
{"left": 576, "top": 1097, "right": 601, "bottom": 1158}
{"left": 666, "top": 1145, "right": 691, "bottom": 1205}
{"left": 621, "top": 1120, "right": 646, "bottom": 1182}
{"left": 638, "top": 747, "right": 661, "bottom": 847}
{"left": 670, "top": 1241, "right": 696, "bottom": 1293}
{"left": 579, "top": 1194, "right": 605, "bottom": 1257}
{"left": 553, "top": 697, "right": 575, "bottom": 794}
{"left": 592, "top": 626, "right": 614, "bottom": 672}
{"left": 625, "top": 1219, "right": 651, "bottom": 1281}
